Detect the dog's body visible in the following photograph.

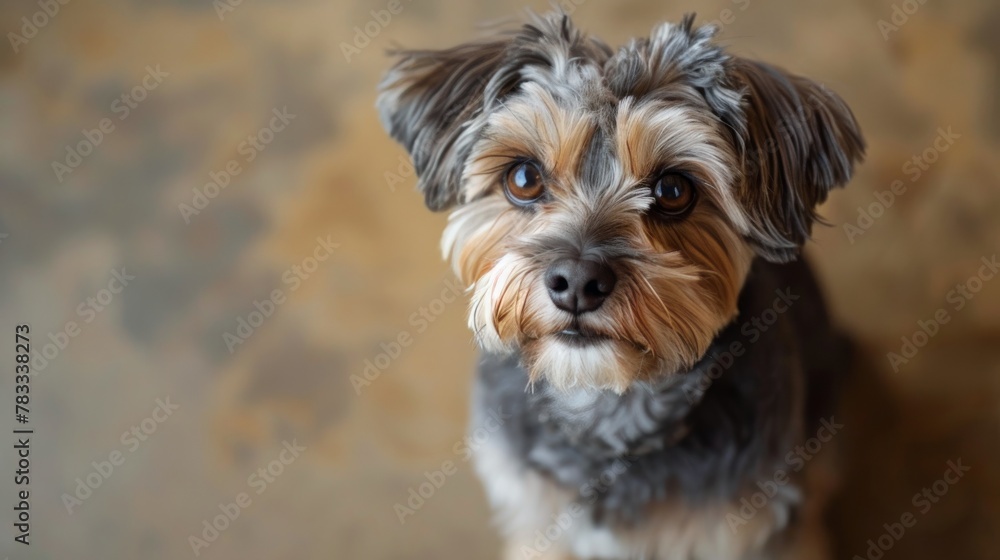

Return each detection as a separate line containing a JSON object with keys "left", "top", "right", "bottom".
{"left": 378, "top": 12, "right": 863, "bottom": 559}
{"left": 472, "top": 257, "right": 848, "bottom": 559}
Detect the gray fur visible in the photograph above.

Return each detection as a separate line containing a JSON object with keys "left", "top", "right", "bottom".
{"left": 473, "top": 257, "right": 849, "bottom": 527}
{"left": 377, "top": 11, "right": 863, "bottom": 554}
{"left": 727, "top": 59, "right": 866, "bottom": 261}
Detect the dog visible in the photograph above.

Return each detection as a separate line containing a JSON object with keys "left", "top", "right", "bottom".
{"left": 378, "top": 11, "right": 864, "bottom": 560}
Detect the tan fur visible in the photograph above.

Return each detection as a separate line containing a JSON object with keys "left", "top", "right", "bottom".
{"left": 469, "top": 84, "right": 597, "bottom": 201}
{"left": 379, "top": 12, "right": 864, "bottom": 560}
{"left": 444, "top": 93, "right": 755, "bottom": 390}
{"left": 615, "top": 97, "right": 750, "bottom": 234}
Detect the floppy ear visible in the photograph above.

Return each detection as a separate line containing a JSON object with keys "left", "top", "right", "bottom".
{"left": 728, "top": 59, "right": 865, "bottom": 262}
{"left": 377, "top": 39, "right": 515, "bottom": 211}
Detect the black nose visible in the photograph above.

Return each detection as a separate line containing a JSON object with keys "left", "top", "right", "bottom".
{"left": 545, "top": 257, "right": 617, "bottom": 314}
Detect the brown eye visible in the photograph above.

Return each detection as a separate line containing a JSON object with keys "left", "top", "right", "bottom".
{"left": 503, "top": 161, "right": 545, "bottom": 205}
{"left": 652, "top": 172, "right": 697, "bottom": 216}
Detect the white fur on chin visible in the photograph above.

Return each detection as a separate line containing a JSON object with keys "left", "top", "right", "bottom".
{"left": 529, "top": 336, "right": 643, "bottom": 394}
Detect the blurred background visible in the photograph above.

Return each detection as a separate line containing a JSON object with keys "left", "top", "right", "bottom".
{"left": 0, "top": 0, "right": 998, "bottom": 558}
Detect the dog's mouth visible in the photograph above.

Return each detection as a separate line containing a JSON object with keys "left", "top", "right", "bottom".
{"left": 545, "top": 325, "right": 652, "bottom": 355}
{"left": 553, "top": 328, "right": 612, "bottom": 347}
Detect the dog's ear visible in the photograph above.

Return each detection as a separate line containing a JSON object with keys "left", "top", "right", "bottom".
{"left": 726, "top": 59, "right": 865, "bottom": 262}
{"left": 377, "top": 39, "right": 515, "bottom": 211}
{"left": 378, "top": 13, "right": 610, "bottom": 211}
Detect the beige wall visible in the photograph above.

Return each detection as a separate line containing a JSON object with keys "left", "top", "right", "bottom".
{"left": 0, "top": 0, "right": 998, "bottom": 558}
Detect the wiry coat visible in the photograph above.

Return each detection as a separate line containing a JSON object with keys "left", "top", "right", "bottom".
{"left": 378, "top": 11, "right": 863, "bottom": 559}
{"left": 472, "top": 258, "right": 849, "bottom": 559}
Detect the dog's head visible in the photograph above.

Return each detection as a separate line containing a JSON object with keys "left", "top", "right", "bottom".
{"left": 377, "top": 13, "right": 864, "bottom": 392}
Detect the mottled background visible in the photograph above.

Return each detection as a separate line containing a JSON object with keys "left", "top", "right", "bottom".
{"left": 0, "top": 0, "right": 998, "bottom": 559}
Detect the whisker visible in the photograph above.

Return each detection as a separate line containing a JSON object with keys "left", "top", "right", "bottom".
{"left": 638, "top": 274, "right": 671, "bottom": 319}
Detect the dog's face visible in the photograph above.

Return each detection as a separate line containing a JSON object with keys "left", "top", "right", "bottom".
{"left": 378, "top": 14, "right": 864, "bottom": 392}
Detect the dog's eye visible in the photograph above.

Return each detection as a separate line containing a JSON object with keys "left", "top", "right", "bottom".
{"left": 503, "top": 161, "right": 545, "bottom": 205}
{"left": 652, "top": 172, "right": 697, "bottom": 217}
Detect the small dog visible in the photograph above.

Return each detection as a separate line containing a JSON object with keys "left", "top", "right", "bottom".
{"left": 378, "top": 12, "right": 863, "bottom": 560}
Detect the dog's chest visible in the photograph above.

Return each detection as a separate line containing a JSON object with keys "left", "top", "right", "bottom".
{"left": 471, "top": 355, "right": 801, "bottom": 559}
{"left": 475, "top": 350, "right": 781, "bottom": 524}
